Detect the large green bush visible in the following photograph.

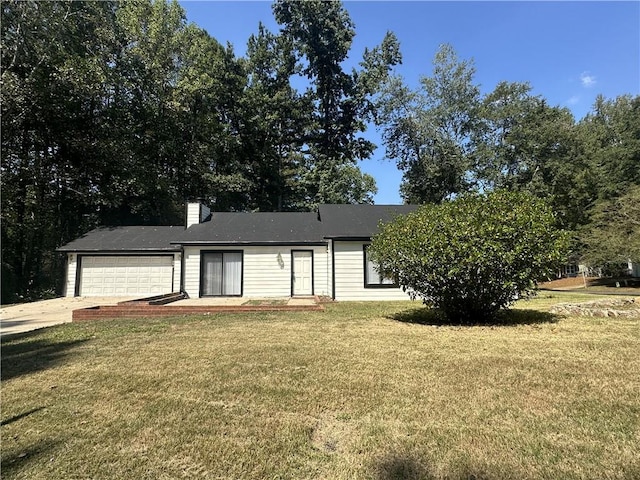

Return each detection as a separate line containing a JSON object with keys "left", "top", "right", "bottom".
{"left": 369, "top": 191, "right": 569, "bottom": 322}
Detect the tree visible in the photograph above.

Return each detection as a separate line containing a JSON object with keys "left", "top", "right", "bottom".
{"left": 473, "top": 86, "right": 591, "bottom": 230}
{"left": 1, "top": 0, "right": 118, "bottom": 301}
{"left": 368, "top": 191, "right": 569, "bottom": 323}
{"left": 241, "top": 23, "right": 312, "bottom": 211}
{"left": 0, "top": 0, "right": 248, "bottom": 302}
{"left": 376, "top": 44, "right": 480, "bottom": 203}
{"left": 472, "top": 81, "right": 539, "bottom": 189}
{"left": 580, "top": 185, "right": 640, "bottom": 269}
{"left": 172, "top": 23, "right": 250, "bottom": 212}
{"left": 576, "top": 94, "right": 640, "bottom": 199}
{"left": 273, "top": 0, "right": 400, "bottom": 206}
{"left": 103, "top": 0, "right": 190, "bottom": 223}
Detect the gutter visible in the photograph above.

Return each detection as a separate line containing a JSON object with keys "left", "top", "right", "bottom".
{"left": 170, "top": 241, "right": 329, "bottom": 247}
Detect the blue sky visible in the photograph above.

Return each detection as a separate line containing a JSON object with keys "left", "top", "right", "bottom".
{"left": 180, "top": 1, "right": 640, "bottom": 204}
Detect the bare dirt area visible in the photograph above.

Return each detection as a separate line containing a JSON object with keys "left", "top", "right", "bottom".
{"left": 539, "top": 276, "right": 593, "bottom": 290}
{"left": 539, "top": 276, "right": 640, "bottom": 295}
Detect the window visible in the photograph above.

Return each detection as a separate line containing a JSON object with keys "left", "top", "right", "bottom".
{"left": 201, "top": 251, "right": 243, "bottom": 296}
{"left": 364, "top": 245, "right": 397, "bottom": 288}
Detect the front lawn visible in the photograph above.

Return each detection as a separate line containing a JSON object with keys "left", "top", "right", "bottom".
{"left": 2, "top": 293, "right": 639, "bottom": 479}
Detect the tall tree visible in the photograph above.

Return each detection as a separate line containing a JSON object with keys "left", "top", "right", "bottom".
{"left": 575, "top": 94, "right": 640, "bottom": 268}
{"left": 241, "top": 23, "right": 312, "bottom": 211}
{"left": 576, "top": 94, "right": 640, "bottom": 199}
{"left": 580, "top": 185, "right": 640, "bottom": 268}
{"left": 376, "top": 44, "right": 480, "bottom": 203}
{"left": 474, "top": 85, "right": 590, "bottom": 229}
{"left": 172, "top": 24, "right": 249, "bottom": 211}
{"left": 472, "top": 81, "right": 538, "bottom": 189}
{"left": 273, "top": 0, "right": 400, "bottom": 206}
{"left": 1, "top": 0, "right": 250, "bottom": 301}
{"left": 1, "top": 0, "right": 118, "bottom": 301}
{"left": 102, "top": 0, "right": 188, "bottom": 223}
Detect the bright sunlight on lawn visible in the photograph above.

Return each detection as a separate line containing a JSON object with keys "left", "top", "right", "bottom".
{"left": 2, "top": 292, "right": 639, "bottom": 479}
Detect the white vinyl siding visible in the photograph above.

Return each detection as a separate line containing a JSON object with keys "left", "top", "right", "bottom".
{"left": 183, "top": 245, "right": 330, "bottom": 298}
{"left": 186, "top": 202, "right": 211, "bottom": 228}
{"left": 77, "top": 255, "right": 175, "bottom": 296}
{"left": 172, "top": 253, "right": 181, "bottom": 293}
{"left": 65, "top": 254, "right": 78, "bottom": 297}
{"left": 333, "top": 241, "right": 411, "bottom": 301}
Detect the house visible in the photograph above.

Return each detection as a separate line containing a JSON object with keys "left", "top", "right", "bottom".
{"left": 58, "top": 202, "right": 418, "bottom": 301}
{"left": 628, "top": 260, "right": 640, "bottom": 278}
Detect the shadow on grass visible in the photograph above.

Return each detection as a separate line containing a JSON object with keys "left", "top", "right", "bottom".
{"left": 1, "top": 407, "right": 46, "bottom": 426}
{"left": 374, "top": 454, "right": 640, "bottom": 480}
{"left": 1, "top": 331, "right": 89, "bottom": 381}
{"left": 374, "top": 454, "right": 494, "bottom": 480}
{"left": 374, "top": 455, "right": 432, "bottom": 480}
{"left": 388, "top": 307, "right": 558, "bottom": 327}
{"left": 0, "top": 438, "right": 61, "bottom": 477}
{"left": 588, "top": 277, "right": 640, "bottom": 289}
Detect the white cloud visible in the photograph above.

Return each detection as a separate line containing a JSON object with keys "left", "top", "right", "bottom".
{"left": 567, "top": 95, "right": 580, "bottom": 105}
{"left": 580, "top": 72, "right": 596, "bottom": 88}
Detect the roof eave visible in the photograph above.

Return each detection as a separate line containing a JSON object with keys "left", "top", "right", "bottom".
{"left": 56, "top": 247, "right": 181, "bottom": 253}
{"left": 323, "top": 235, "right": 372, "bottom": 241}
{"left": 171, "top": 240, "right": 328, "bottom": 246}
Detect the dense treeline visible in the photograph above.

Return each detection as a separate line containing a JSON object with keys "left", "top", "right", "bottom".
{"left": 1, "top": 0, "right": 399, "bottom": 302}
{"left": 1, "top": 0, "right": 638, "bottom": 303}
{"left": 376, "top": 45, "right": 640, "bottom": 272}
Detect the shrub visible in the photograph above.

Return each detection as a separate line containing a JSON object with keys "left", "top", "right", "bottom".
{"left": 369, "top": 191, "right": 570, "bottom": 322}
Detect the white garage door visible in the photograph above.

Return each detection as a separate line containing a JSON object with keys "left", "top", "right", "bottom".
{"left": 79, "top": 256, "right": 174, "bottom": 296}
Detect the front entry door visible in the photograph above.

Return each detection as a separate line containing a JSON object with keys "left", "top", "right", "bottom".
{"left": 292, "top": 251, "right": 313, "bottom": 296}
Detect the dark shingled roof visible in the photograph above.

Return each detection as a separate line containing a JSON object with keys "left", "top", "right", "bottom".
{"left": 318, "top": 204, "right": 419, "bottom": 239}
{"left": 170, "top": 212, "right": 324, "bottom": 245}
{"left": 57, "top": 226, "right": 182, "bottom": 252}
{"left": 58, "top": 205, "right": 420, "bottom": 251}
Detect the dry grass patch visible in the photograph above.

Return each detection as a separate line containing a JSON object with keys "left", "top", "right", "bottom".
{"left": 1, "top": 293, "right": 639, "bottom": 479}
{"left": 242, "top": 299, "right": 288, "bottom": 306}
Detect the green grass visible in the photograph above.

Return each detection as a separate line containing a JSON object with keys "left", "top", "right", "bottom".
{"left": 2, "top": 293, "right": 639, "bottom": 479}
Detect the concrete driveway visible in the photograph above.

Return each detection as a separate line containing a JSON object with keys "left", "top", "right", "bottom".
{"left": 0, "top": 297, "right": 136, "bottom": 337}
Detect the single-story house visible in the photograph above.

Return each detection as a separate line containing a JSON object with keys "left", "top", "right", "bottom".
{"left": 58, "top": 202, "right": 418, "bottom": 301}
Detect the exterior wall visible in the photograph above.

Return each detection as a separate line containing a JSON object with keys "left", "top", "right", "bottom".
{"left": 333, "top": 241, "right": 411, "bottom": 301}
{"left": 182, "top": 245, "right": 330, "bottom": 298}
{"left": 65, "top": 253, "right": 78, "bottom": 297}
{"left": 172, "top": 252, "right": 182, "bottom": 292}
{"left": 183, "top": 246, "right": 201, "bottom": 296}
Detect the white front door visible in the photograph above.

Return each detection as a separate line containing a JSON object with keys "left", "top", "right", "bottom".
{"left": 292, "top": 251, "right": 313, "bottom": 296}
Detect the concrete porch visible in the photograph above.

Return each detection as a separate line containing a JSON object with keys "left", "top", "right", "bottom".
{"left": 72, "top": 295, "right": 324, "bottom": 322}
{"left": 171, "top": 296, "right": 318, "bottom": 307}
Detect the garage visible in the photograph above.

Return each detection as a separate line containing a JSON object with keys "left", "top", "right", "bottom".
{"left": 58, "top": 226, "right": 183, "bottom": 298}
{"left": 78, "top": 255, "right": 174, "bottom": 296}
